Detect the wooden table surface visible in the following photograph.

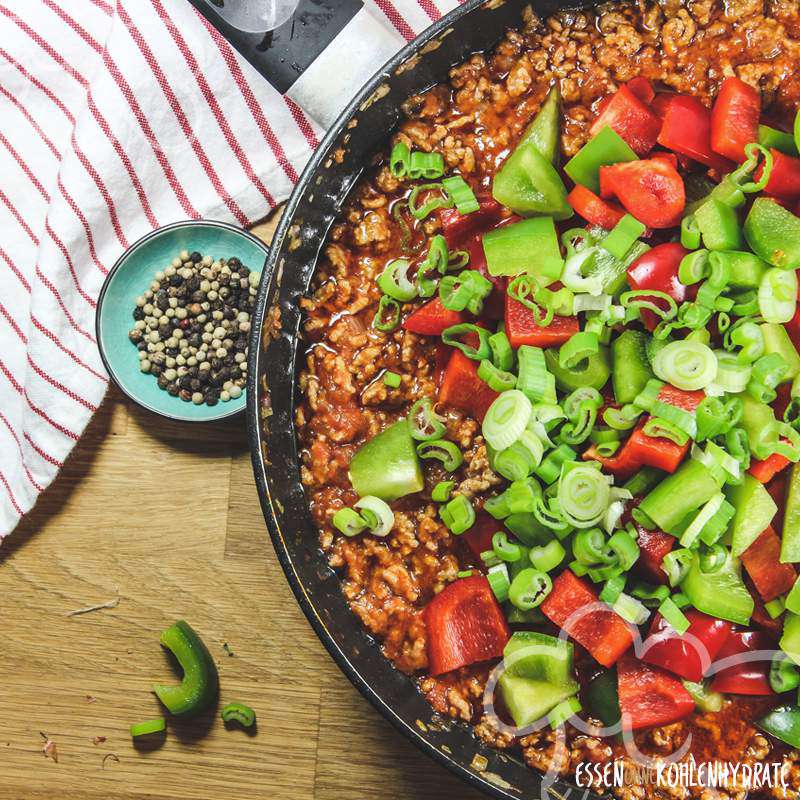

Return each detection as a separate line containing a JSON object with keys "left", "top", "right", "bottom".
{"left": 0, "top": 218, "right": 486, "bottom": 800}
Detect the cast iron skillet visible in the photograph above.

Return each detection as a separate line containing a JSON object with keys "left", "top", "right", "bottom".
{"left": 247, "top": 1, "right": 602, "bottom": 797}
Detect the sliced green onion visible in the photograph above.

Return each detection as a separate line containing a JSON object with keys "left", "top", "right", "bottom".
{"left": 504, "top": 478, "right": 543, "bottom": 515}
{"left": 663, "top": 548, "right": 694, "bottom": 587}
{"left": 603, "top": 404, "right": 641, "bottom": 431}
{"left": 599, "top": 573, "right": 627, "bottom": 604}
{"left": 482, "top": 389, "right": 532, "bottom": 451}
{"left": 613, "top": 592, "right": 650, "bottom": 625}
{"left": 759, "top": 268, "right": 798, "bottom": 324}
{"left": 431, "top": 481, "right": 454, "bottom": 503}
{"left": 548, "top": 696, "right": 582, "bottom": 729}
{"left": 770, "top": 653, "right": 800, "bottom": 694}
{"left": 642, "top": 417, "right": 690, "bottom": 446}
{"left": 714, "top": 350, "right": 752, "bottom": 393}
{"left": 332, "top": 507, "right": 369, "bottom": 537}
{"left": 441, "top": 323, "right": 491, "bottom": 360}
{"left": 620, "top": 289, "right": 678, "bottom": 322}
{"left": 408, "top": 150, "right": 445, "bottom": 180}
{"left": 730, "top": 320, "right": 765, "bottom": 363}
{"left": 373, "top": 295, "right": 401, "bottom": 332}
{"left": 561, "top": 248, "right": 605, "bottom": 295}
{"left": 488, "top": 329, "right": 514, "bottom": 371}
{"left": 560, "top": 386, "right": 602, "bottom": 445}
{"left": 529, "top": 540, "right": 566, "bottom": 572}
{"left": 492, "top": 530, "right": 523, "bottom": 563}
{"left": 355, "top": 496, "right": 395, "bottom": 537}
{"left": 409, "top": 397, "right": 446, "bottom": 441}
{"left": 130, "top": 718, "right": 166, "bottom": 738}
{"left": 533, "top": 495, "right": 571, "bottom": 534}
{"left": 478, "top": 359, "right": 516, "bottom": 392}
{"left": 408, "top": 182, "right": 452, "bottom": 220}
{"left": 442, "top": 175, "right": 479, "bottom": 215}
{"left": 558, "top": 464, "right": 611, "bottom": 528}
{"left": 602, "top": 214, "right": 646, "bottom": 259}
{"left": 573, "top": 528, "right": 614, "bottom": 566}
{"left": 699, "top": 543, "right": 727, "bottom": 574}
{"left": 383, "top": 371, "right": 402, "bottom": 388}
{"left": 517, "top": 345, "right": 556, "bottom": 404}
{"left": 658, "top": 597, "right": 691, "bottom": 635}
{"left": 679, "top": 250, "right": 710, "bottom": 287}
{"left": 631, "top": 582, "right": 670, "bottom": 605}
{"left": 439, "top": 270, "right": 493, "bottom": 315}
{"left": 680, "top": 215, "right": 702, "bottom": 251}
{"left": 730, "top": 142, "right": 773, "bottom": 193}
{"left": 416, "top": 439, "right": 463, "bottom": 471}
{"left": 493, "top": 431, "right": 544, "bottom": 481}
{"left": 652, "top": 340, "right": 718, "bottom": 391}
{"left": 534, "top": 443, "right": 578, "bottom": 485}
{"left": 508, "top": 567, "right": 553, "bottom": 610}
{"left": 632, "top": 379, "right": 665, "bottom": 413}
{"left": 378, "top": 258, "right": 417, "bottom": 302}
{"left": 607, "top": 529, "right": 640, "bottom": 570}
{"left": 439, "top": 494, "right": 475, "bottom": 535}
{"left": 389, "top": 141, "right": 411, "bottom": 178}
{"left": 679, "top": 492, "right": 725, "bottom": 548}
{"left": 683, "top": 680, "right": 723, "bottom": 712}
{"left": 487, "top": 563, "right": 511, "bottom": 603}
{"left": 560, "top": 331, "right": 600, "bottom": 370}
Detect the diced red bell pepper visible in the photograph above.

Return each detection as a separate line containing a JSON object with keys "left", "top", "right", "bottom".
{"left": 749, "top": 451, "right": 792, "bottom": 484}
{"left": 656, "top": 383, "right": 705, "bottom": 413}
{"left": 710, "top": 77, "right": 761, "bottom": 163}
{"left": 626, "top": 76, "right": 655, "bottom": 105}
{"left": 439, "top": 349, "right": 499, "bottom": 422}
{"left": 759, "top": 149, "right": 800, "bottom": 202}
{"left": 589, "top": 85, "right": 662, "bottom": 156}
{"left": 627, "top": 242, "right": 691, "bottom": 330}
{"left": 635, "top": 526, "right": 675, "bottom": 585}
{"left": 651, "top": 92, "right": 675, "bottom": 120}
{"left": 466, "top": 231, "right": 506, "bottom": 320}
{"left": 741, "top": 526, "right": 797, "bottom": 603}
{"left": 641, "top": 610, "right": 734, "bottom": 683}
{"left": 540, "top": 570, "right": 634, "bottom": 667}
{"left": 567, "top": 184, "right": 626, "bottom": 229}
{"left": 433, "top": 342, "right": 452, "bottom": 387}
{"left": 438, "top": 196, "right": 506, "bottom": 249}
{"left": 424, "top": 574, "right": 511, "bottom": 676}
{"left": 462, "top": 511, "right": 500, "bottom": 561}
{"left": 710, "top": 630, "right": 775, "bottom": 696}
{"left": 403, "top": 297, "right": 465, "bottom": 336}
{"left": 600, "top": 158, "right": 686, "bottom": 228}
{"left": 583, "top": 422, "right": 688, "bottom": 481}
{"left": 656, "top": 94, "right": 734, "bottom": 173}
{"left": 505, "top": 292, "right": 579, "bottom": 349}
{"left": 617, "top": 655, "right": 695, "bottom": 730}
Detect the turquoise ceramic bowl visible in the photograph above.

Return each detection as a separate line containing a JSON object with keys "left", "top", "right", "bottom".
{"left": 96, "top": 220, "right": 269, "bottom": 423}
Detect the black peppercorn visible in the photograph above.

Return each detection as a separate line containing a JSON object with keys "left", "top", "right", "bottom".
{"left": 132, "top": 307, "right": 144, "bottom": 321}
{"left": 179, "top": 389, "right": 192, "bottom": 402}
{"left": 157, "top": 375, "right": 169, "bottom": 389}
{"left": 190, "top": 251, "right": 202, "bottom": 263}
{"left": 228, "top": 257, "right": 241, "bottom": 268}
{"left": 179, "top": 375, "right": 192, "bottom": 390}
{"left": 169, "top": 274, "right": 183, "bottom": 286}
{"left": 205, "top": 389, "right": 220, "bottom": 406}
{"left": 190, "top": 378, "right": 202, "bottom": 392}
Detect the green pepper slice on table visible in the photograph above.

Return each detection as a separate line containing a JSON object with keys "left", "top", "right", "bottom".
{"left": 221, "top": 702, "right": 257, "bottom": 728}
{"left": 153, "top": 620, "right": 219, "bottom": 717}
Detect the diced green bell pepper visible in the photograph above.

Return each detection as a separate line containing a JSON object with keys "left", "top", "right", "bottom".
{"left": 585, "top": 670, "right": 621, "bottom": 727}
{"left": 504, "top": 512, "right": 552, "bottom": 547}
{"left": 744, "top": 198, "right": 800, "bottom": 270}
{"left": 482, "top": 217, "right": 563, "bottom": 282}
{"left": 757, "top": 705, "right": 800, "bottom": 748}
{"left": 152, "top": 620, "right": 219, "bottom": 717}
{"left": 639, "top": 459, "right": 722, "bottom": 533}
{"left": 349, "top": 419, "right": 423, "bottom": 502}
{"left": 722, "top": 250, "right": 768, "bottom": 289}
{"left": 681, "top": 551, "right": 753, "bottom": 626}
{"left": 725, "top": 473, "right": 778, "bottom": 557}
{"left": 612, "top": 330, "right": 653, "bottom": 404}
{"left": 493, "top": 145, "right": 572, "bottom": 220}
{"left": 564, "top": 126, "right": 637, "bottom": 195}
{"left": 759, "top": 124, "right": 798, "bottom": 156}
{"left": 740, "top": 393, "right": 781, "bottom": 461}
{"left": 781, "top": 612, "right": 800, "bottom": 666}
{"left": 761, "top": 323, "right": 800, "bottom": 380}
{"left": 503, "top": 631, "right": 576, "bottom": 685}
{"left": 544, "top": 346, "right": 611, "bottom": 392}
{"left": 783, "top": 463, "right": 800, "bottom": 564}
{"left": 517, "top": 85, "right": 561, "bottom": 165}
{"left": 498, "top": 672, "right": 579, "bottom": 728}
{"left": 682, "top": 680, "right": 724, "bottom": 712}
{"left": 694, "top": 199, "right": 744, "bottom": 252}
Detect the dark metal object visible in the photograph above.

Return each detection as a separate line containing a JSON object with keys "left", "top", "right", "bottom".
{"left": 247, "top": 1, "right": 601, "bottom": 797}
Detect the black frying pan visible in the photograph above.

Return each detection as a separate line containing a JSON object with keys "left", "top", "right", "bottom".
{"left": 240, "top": 1, "right": 603, "bottom": 797}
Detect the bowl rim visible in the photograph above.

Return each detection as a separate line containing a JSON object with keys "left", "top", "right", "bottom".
{"left": 96, "top": 218, "right": 269, "bottom": 423}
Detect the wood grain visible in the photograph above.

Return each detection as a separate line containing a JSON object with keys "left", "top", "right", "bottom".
{"left": 0, "top": 217, "right": 484, "bottom": 800}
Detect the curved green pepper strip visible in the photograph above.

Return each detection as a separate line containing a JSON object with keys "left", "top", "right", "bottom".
{"left": 544, "top": 346, "right": 611, "bottom": 392}
{"left": 152, "top": 621, "right": 219, "bottom": 717}
{"left": 757, "top": 706, "right": 800, "bottom": 748}
{"left": 130, "top": 717, "right": 166, "bottom": 738}
{"left": 221, "top": 702, "right": 257, "bottom": 728}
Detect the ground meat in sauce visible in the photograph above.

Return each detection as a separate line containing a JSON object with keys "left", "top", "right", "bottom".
{"left": 295, "top": 1, "right": 800, "bottom": 796}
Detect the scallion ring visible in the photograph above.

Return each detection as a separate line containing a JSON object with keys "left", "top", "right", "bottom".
{"left": 354, "top": 496, "right": 395, "bottom": 537}
{"left": 482, "top": 389, "right": 532, "bottom": 451}
{"left": 416, "top": 439, "right": 464, "bottom": 471}
{"left": 652, "top": 340, "right": 718, "bottom": 391}
{"left": 508, "top": 568, "right": 552, "bottom": 610}
{"left": 558, "top": 465, "right": 611, "bottom": 529}
{"left": 441, "top": 323, "right": 492, "bottom": 361}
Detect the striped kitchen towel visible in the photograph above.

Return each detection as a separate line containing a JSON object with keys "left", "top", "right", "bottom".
{"left": 0, "top": 0, "right": 463, "bottom": 539}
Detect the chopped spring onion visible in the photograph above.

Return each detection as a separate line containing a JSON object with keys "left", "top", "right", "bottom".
{"left": 770, "top": 653, "right": 800, "bottom": 694}
{"left": 560, "top": 331, "right": 600, "bottom": 370}
{"left": 439, "top": 270, "right": 493, "bottom": 315}
{"left": 383, "top": 371, "right": 402, "bottom": 388}
{"left": 681, "top": 215, "right": 702, "bottom": 250}
{"left": 695, "top": 395, "right": 742, "bottom": 441}
{"left": 533, "top": 495, "right": 572, "bottom": 534}
{"left": 607, "top": 528, "right": 640, "bottom": 570}
{"left": 493, "top": 431, "right": 544, "bottom": 481}
{"left": 431, "top": 481, "right": 455, "bottom": 503}
{"left": 620, "top": 289, "right": 679, "bottom": 322}
{"left": 508, "top": 568, "right": 553, "bottom": 610}
{"left": 652, "top": 340, "right": 718, "bottom": 391}
{"left": 731, "top": 142, "right": 773, "bottom": 193}
{"left": 759, "top": 268, "right": 797, "bottom": 324}
{"left": 493, "top": 530, "right": 523, "bottom": 563}
{"left": 573, "top": 527, "right": 614, "bottom": 566}
{"left": 558, "top": 464, "right": 612, "bottom": 528}
{"left": 561, "top": 248, "right": 605, "bottom": 295}
{"left": 560, "top": 386, "right": 602, "bottom": 445}
{"left": 389, "top": 141, "right": 411, "bottom": 178}
{"left": 439, "top": 494, "right": 475, "bottom": 535}
{"left": 529, "top": 540, "right": 566, "bottom": 572}
{"left": 659, "top": 598, "right": 691, "bottom": 635}
{"left": 517, "top": 345, "right": 556, "bottom": 404}
{"left": 548, "top": 696, "right": 582, "bottom": 729}
{"left": 441, "top": 323, "right": 492, "bottom": 360}
{"left": 488, "top": 329, "right": 514, "bottom": 372}
{"left": 534, "top": 443, "right": 578, "bottom": 485}
{"left": 409, "top": 397, "right": 446, "bottom": 441}
{"left": 355, "top": 496, "right": 395, "bottom": 537}
{"left": 416, "top": 439, "right": 463, "bottom": 471}
{"left": 631, "top": 582, "right": 670, "bottom": 605}
{"left": 599, "top": 573, "right": 626, "bottom": 604}
{"left": 487, "top": 563, "right": 511, "bottom": 603}
{"left": 602, "top": 214, "right": 646, "bottom": 259}
{"left": 408, "top": 150, "right": 445, "bottom": 180}
{"left": 642, "top": 417, "right": 690, "bottom": 446}
{"left": 662, "top": 548, "right": 694, "bottom": 587}
{"left": 373, "top": 295, "right": 401, "bottom": 332}
{"left": 442, "top": 175, "right": 479, "bottom": 215}
{"left": 408, "top": 182, "right": 452, "bottom": 220}
{"left": 504, "top": 478, "right": 542, "bottom": 515}
{"left": 699, "top": 543, "right": 728, "bottom": 574}
{"left": 679, "top": 492, "right": 726, "bottom": 548}
{"left": 613, "top": 592, "right": 650, "bottom": 625}
{"left": 603, "top": 404, "right": 641, "bottom": 430}
{"left": 573, "top": 293, "right": 612, "bottom": 314}
{"left": 332, "top": 507, "right": 369, "bottom": 537}
{"left": 730, "top": 320, "right": 766, "bottom": 363}
{"left": 482, "top": 389, "right": 532, "bottom": 451}
{"left": 478, "top": 359, "right": 517, "bottom": 392}
{"left": 714, "top": 350, "right": 752, "bottom": 393}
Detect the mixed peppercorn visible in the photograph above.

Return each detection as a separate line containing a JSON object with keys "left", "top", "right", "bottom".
{"left": 128, "top": 249, "right": 258, "bottom": 406}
